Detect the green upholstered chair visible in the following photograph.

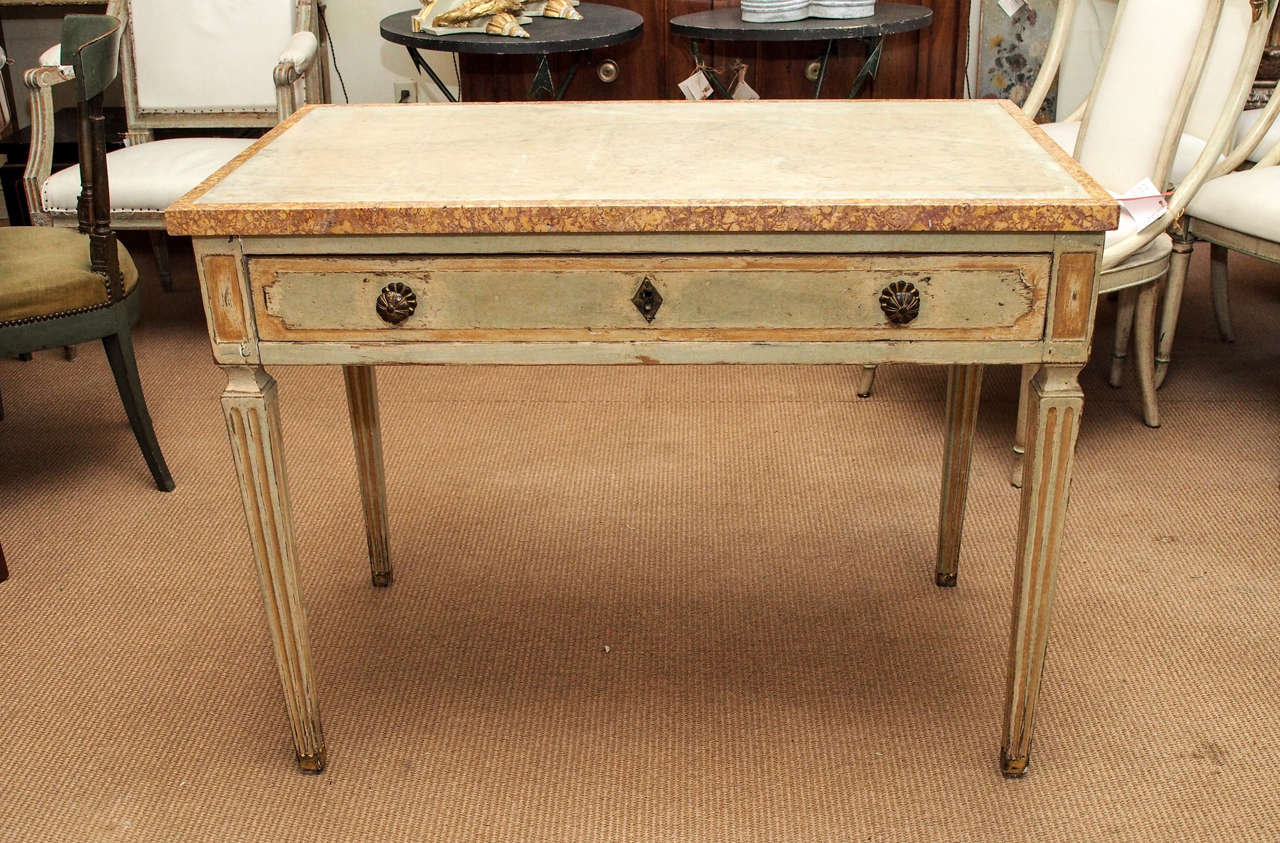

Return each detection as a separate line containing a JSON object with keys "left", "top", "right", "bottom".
{"left": 0, "top": 14, "right": 173, "bottom": 527}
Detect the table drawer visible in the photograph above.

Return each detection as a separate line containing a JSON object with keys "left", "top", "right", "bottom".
{"left": 248, "top": 254, "right": 1050, "bottom": 342}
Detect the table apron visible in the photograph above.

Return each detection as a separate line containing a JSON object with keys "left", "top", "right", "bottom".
{"left": 253, "top": 339, "right": 1088, "bottom": 366}
{"left": 192, "top": 233, "right": 1103, "bottom": 368}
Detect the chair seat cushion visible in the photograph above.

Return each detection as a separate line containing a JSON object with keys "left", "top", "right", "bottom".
{"left": 0, "top": 227, "right": 138, "bottom": 323}
{"left": 42, "top": 137, "right": 254, "bottom": 215}
{"left": 1038, "top": 120, "right": 1215, "bottom": 186}
{"left": 1188, "top": 164, "right": 1280, "bottom": 242}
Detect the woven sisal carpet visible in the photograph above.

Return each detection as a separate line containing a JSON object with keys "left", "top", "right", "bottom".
{"left": 1, "top": 238, "right": 1277, "bottom": 841}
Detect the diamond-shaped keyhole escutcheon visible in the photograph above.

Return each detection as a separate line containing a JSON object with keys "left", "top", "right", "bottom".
{"left": 632, "top": 276, "right": 663, "bottom": 323}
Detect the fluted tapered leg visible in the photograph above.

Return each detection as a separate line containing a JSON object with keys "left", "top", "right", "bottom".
{"left": 343, "top": 365, "right": 392, "bottom": 586}
{"left": 222, "top": 366, "right": 325, "bottom": 773}
{"left": 936, "top": 364, "right": 983, "bottom": 587}
{"left": 1001, "top": 364, "right": 1083, "bottom": 778}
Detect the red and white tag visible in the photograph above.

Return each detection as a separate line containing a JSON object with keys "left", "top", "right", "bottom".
{"left": 1113, "top": 178, "right": 1169, "bottom": 232}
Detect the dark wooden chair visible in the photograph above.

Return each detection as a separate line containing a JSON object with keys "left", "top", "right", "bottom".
{"left": 0, "top": 13, "right": 173, "bottom": 584}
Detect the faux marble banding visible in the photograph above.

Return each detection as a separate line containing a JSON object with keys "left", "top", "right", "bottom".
{"left": 167, "top": 101, "right": 1119, "bottom": 236}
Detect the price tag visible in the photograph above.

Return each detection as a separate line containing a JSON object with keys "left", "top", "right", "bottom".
{"left": 732, "top": 79, "right": 760, "bottom": 100}
{"left": 1112, "top": 177, "right": 1169, "bottom": 232}
{"left": 730, "top": 63, "right": 760, "bottom": 100}
{"left": 998, "top": 0, "right": 1026, "bottom": 15}
{"left": 678, "top": 70, "right": 714, "bottom": 101}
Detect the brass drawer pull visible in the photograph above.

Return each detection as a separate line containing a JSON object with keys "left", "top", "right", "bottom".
{"left": 376, "top": 281, "right": 417, "bottom": 324}
{"left": 597, "top": 60, "right": 619, "bottom": 84}
{"left": 879, "top": 279, "right": 922, "bottom": 325}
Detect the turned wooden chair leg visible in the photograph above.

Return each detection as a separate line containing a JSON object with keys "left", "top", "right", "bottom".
{"left": 63, "top": 345, "right": 77, "bottom": 361}
{"left": 102, "top": 329, "right": 175, "bottom": 491}
{"left": 1155, "top": 237, "right": 1193, "bottom": 389}
{"left": 149, "top": 230, "right": 174, "bottom": 293}
{"left": 1108, "top": 288, "right": 1138, "bottom": 388}
{"left": 856, "top": 364, "right": 877, "bottom": 398}
{"left": 1133, "top": 283, "right": 1161, "bottom": 428}
{"left": 1210, "top": 243, "right": 1234, "bottom": 343}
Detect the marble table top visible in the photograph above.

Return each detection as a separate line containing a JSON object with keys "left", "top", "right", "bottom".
{"left": 166, "top": 99, "right": 1118, "bottom": 236}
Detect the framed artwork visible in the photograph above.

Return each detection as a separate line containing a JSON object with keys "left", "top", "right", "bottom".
{"left": 974, "top": 0, "right": 1057, "bottom": 122}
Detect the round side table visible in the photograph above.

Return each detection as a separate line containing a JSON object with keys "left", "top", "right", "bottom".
{"left": 380, "top": 5, "right": 644, "bottom": 101}
{"left": 669, "top": 3, "right": 931, "bottom": 98}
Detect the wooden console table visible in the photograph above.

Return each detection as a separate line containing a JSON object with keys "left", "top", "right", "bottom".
{"left": 166, "top": 99, "right": 1117, "bottom": 777}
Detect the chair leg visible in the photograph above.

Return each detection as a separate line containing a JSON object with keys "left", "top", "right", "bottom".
{"left": 0, "top": 540, "right": 7, "bottom": 583}
{"left": 0, "top": 382, "right": 4, "bottom": 421}
{"left": 1009, "top": 363, "right": 1035, "bottom": 489}
{"left": 149, "top": 230, "right": 174, "bottom": 293}
{"left": 1155, "top": 238, "right": 1193, "bottom": 389}
{"left": 1210, "top": 243, "right": 1234, "bottom": 343}
{"left": 1134, "top": 283, "right": 1160, "bottom": 429}
{"left": 63, "top": 345, "right": 77, "bottom": 361}
{"left": 856, "top": 364, "right": 877, "bottom": 398}
{"left": 102, "top": 330, "right": 175, "bottom": 491}
{"left": 1108, "top": 288, "right": 1138, "bottom": 388}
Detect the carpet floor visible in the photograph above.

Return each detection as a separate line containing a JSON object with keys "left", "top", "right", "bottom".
{"left": 1, "top": 238, "right": 1277, "bottom": 841}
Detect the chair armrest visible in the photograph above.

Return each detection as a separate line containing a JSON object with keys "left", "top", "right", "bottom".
{"left": 274, "top": 31, "right": 319, "bottom": 120}
{"left": 21, "top": 64, "right": 77, "bottom": 226}
{"left": 277, "top": 31, "right": 319, "bottom": 76}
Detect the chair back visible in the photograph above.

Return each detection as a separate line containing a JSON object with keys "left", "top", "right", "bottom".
{"left": 1184, "top": 0, "right": 1258, "bottom": 142}
{"left": 64, "top": 14, "right": 126, "bottom": 301}
{"left": 1056, "top": 0, "right": 1117, "bottom": 120}
{"left": 115, "top": 0, "right": 317, "bottom": 130}
{"left": 1074, "top": 0, "right": 1223, "bottom": 194}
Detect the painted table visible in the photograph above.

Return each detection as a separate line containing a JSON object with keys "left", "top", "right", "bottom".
{"left": 166, "top": 99, "right": 1117, "bottom": 777}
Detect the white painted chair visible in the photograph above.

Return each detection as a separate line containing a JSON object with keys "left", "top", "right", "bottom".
{"left": 1006, "top": 0, "right": 1274, "bottom": 486}
{"left": 858, "top": 0, "right": 1272, "bottom": 482}
{"left": 1159, "top": 95, "right": 1280, "bottom": 368}
{"left": 21, "top": 0, "right": 326, "bottom": 290}
{"left": 1030, "top": 1, "right": 1255, "bottom": 186}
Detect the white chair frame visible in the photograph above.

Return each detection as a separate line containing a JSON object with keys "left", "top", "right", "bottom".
{"left": 1157, "top": 62, "right": 1280, "bottom": 380}
{"left": 1007, "top": 0, "right": 1275, "bottom": 486}
{"left": 20, "top": 0, "right": 326, "bottom": 285}
{"left": 854, "top": 0, "right": 1273, "bottom": 486}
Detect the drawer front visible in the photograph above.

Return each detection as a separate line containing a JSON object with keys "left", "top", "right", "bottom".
{"left": 248, "top": 254, "right": 1049, "bottom": 342}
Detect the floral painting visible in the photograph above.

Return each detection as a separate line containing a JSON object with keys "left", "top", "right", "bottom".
{"left": 977, "top": 0, "right": 1057, "bottom": 122}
